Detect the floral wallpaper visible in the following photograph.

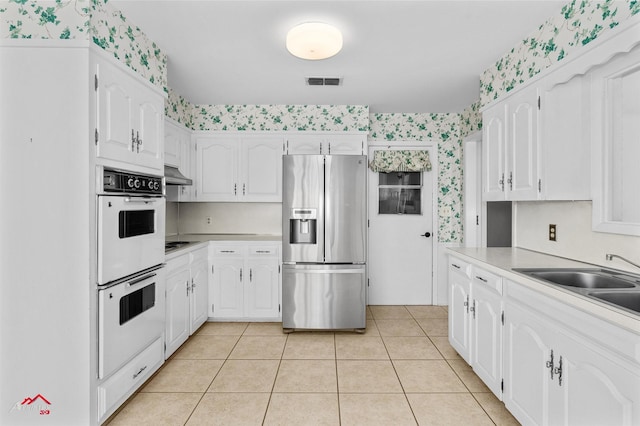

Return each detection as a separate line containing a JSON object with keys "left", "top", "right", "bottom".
{"left": 369, "top": 113, "right": 463, "bottom": 243}
{"left": 0, "top": 0, "right": 167, "bottom": 93}
{"left": 165, "top": 87, "right": 195, "bottom": 128}
{"left": 191, "top": 104, "right": 370, "bottom": 132}
{"left": 459, "top": 100, "right": 482, "bottom": 138}
{"left": 481, "top": 0, "right": 640, "bottom": 106}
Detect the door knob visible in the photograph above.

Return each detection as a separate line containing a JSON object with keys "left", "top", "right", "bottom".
{"left": 421, "top": 232, "right": 431, "bottom": 238}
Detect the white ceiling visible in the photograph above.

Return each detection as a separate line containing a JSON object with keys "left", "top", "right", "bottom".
{"left": 112, "top": 0, "right": 566, "bottom": 113}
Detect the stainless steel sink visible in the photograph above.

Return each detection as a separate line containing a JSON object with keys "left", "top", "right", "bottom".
{"left": 513, "top": 268, "right": 640, "bottom": 316}
{"left": 525, "top": 270, "right": 635, "bottom": 289}
{"left": 588, "top": 291, "right": 640, "bottom": 314}
{"left": 514, "top": 268, "right": 637, "bottom": 289}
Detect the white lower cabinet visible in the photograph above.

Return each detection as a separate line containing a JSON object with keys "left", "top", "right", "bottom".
{"left": 448, "top": 258, "right": 472, "bottom": 362}
{"left": 165, "top": 246, "right": 209, "bottom": 358}
{"left": 448, "top": 256, "right": 503, "bottom": 399}
{"left": 504, "top": 281, "right": 640, "bottom": 426}
{"left": 210, "top": 243, "right": 281, "bottom": 320}
{"left": 449, "top": 253, "right": 640, "bottom": 425}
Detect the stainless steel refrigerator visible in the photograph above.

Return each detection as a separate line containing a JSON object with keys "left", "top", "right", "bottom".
{"left": 282, "top": 155, "right": 367, "bottom": 331}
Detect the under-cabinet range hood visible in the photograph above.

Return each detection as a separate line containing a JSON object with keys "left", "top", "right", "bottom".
{"left": 164, "top": 165, "right": 192, "bottom": 186}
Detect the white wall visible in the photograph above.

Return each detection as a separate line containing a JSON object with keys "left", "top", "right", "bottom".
{"left": 515, "top": 201, "right": 640, "bottom": 273}
{"left": 166, "top": 202, "right": 179, "bottom": 236}
{"left": 177, "top": 202, "right": 282, "bottom": 235}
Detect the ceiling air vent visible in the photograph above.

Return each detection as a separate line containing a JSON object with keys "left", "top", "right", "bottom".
{"left": 306, "top": 77, "right": 342, "bottom": 86}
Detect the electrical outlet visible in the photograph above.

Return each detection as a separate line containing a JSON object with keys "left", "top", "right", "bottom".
{"left": 549, "top": 224, "right": 557, "bottom": 241}
{"left": 206, "top": 216, "right": 212, "bottom": 225}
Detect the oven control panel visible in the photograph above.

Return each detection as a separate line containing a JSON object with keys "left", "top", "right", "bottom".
{"left": 102, "top": 168, "right": 163, "bottom": 195}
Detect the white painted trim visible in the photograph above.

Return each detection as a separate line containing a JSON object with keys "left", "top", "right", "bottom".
{"left": 192, "top": 130, "right": 368, "bottom": 137}
{"left": 463, "top": 131, "right": 482, "bottom": 248}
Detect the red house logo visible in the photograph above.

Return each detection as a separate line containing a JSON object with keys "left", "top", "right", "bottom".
{"left": 10, "top": 394, "right": 51, "bottom": 415}
{"left": 21, "top": 394, "right": 51, "bottom": 406}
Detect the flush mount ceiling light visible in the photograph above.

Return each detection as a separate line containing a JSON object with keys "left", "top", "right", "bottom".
{"left": 286, "top": 22, "right": 343, "bottom": 60}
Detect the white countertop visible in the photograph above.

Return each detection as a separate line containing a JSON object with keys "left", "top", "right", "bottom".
{"left": 167, "top": 233, "right": 282, "bottom": 242}
{"left": 447, "top": 247, "right": 640, "bottom": 333}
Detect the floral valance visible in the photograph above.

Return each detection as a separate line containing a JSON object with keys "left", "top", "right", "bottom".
{"left": 368, "top": 150, "right": 432, "bottom": 173}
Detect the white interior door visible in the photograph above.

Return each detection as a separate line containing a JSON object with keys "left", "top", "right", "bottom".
{"left": 367, "top": 145, "right": 435, "bottom": 305}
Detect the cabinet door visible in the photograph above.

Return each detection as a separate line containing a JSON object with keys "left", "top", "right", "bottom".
{"left": 507, "top": 86, "right": 539, "bottom": 200}
{"left": 245, "top": 258, "right": 280, "bottom": 319}
{"left": 165, "top": 267, "right": 190, "bottom": 358}
{"left": 482, "top": 104, "right": 507, "bottom": 201}
{"left": 241, "top": 138, "right": 283, "bottom": 202}
{"left": 178, "top": 133, "right": 194, "bottom": 201}
{"left": 210, "top": 258, "right": 244, "bottom": 318}
{"left": 190, "top": 256, "right": 209, "bottom": 334}
{"left": 448, "top": 267, "right": 471, "bottom": 363}
{"left": 135, "top": 87, "right": 164, "bottom": 171}
{"left": 471, "top": 283, "right": 503, "bottom": 399}
{"left": 164, "top": 121, "right": 181, "bottom": 167}
{"left": 96, "top": 60, "right": 137, "bottom": 165}
{"left": 286, "top": 136, "right": 323, "bottom": 154}
{"left": 553, "top": 330, "right": 640, "bottom": 426}
{"left": 504, "top": 300, "right": 555, "bottom": 426}
{"left": 327, "top": 136, "right": 365, "bottom": 155}
{"left": 196, "top": 138, "right": 238, "bottom": 201}
{"left": 539, "top": 74, "right": 590, "bottom": 200}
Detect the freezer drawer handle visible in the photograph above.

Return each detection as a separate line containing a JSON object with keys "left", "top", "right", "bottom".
{"left": 285, "top": 268, "right": 364, "bottom": 274}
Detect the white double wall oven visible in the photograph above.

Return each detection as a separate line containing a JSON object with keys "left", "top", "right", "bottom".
{"left": 96, "top": 167, "right": 166, "bottom": 379}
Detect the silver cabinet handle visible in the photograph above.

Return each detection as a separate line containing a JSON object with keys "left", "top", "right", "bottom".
{"left": 475, "top": 275, "right": 488, "bottom": 283}
{"left": 240, "top": 269, "right": 243, "bottom": 282}
{"left": 243, "top": 183, "right": 246, "bottom": 195}
{"left": 133, "top": 365, "right": 147, "bottom": 379}
{"left": 507, "top": 171, "right": 513, "bottom": 190}
{"left": 234, "top": 183, "right": 237, "bottom": 195}
{"left": 131, "top": 129, "right": 136, "bottom": 152}
{"left": 136, "top": 130, "right": 141, "bottom": 153}
{"left": 452, "top": 263, "right": 461, "bottom": 269}
{"left": 546, "top": 350, "right": 555, "bottom": 381}
{"left": 499, "top": 173, "right": 504, "bottom": 191}
{"left": 554, "top": 356, "right": 563, "bottom": 386}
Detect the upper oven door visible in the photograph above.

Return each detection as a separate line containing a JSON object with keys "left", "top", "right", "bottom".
{"left": 98, "top": 195, "right": 165, "bottom": 285}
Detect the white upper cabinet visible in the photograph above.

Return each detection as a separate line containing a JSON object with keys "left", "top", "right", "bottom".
{"left": 165, "top": 119, "right": 194, "bottom": 202}
{"left": 482, "top": 60, "right": 590, "bottom": 202}
{"left": 538, "top": 74, "right": 591, "bottom": 200}
{"left": 483, "top": 85, "right": 539, "bottom": 201}
{"left": 507, "top": 86, "right": 539, "bottom": 200}
{"left": 195, "top": 135, "right": 283, "bottom": 202}
{"left": 286, "top": 134, "right": 366, "bottom": 155}
{"left": 95, "top": 57, "right": 164, "bottom": 173}
{"left": 591, "top": 45, "right": 640, "bottom": 236}
{"left": 482, "top": 104, "right": 507, "bottom": 200}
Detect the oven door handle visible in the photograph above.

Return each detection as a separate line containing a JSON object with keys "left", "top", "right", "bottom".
{"left": 124, "top": 197, "right": 161, "bottom": 204}
{"left": 127, "top": 272, "right": 156, "bottom": 287}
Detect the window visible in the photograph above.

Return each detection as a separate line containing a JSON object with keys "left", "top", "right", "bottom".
{"left": 378, "top": 172, "right": 422, "bottom": 215}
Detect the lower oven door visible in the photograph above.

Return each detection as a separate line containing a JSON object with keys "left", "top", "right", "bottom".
{"left": 98, "top": 267, "right": 166, "bottom": 379}
{"left": 98, "top": 195, "right": 165, "bottom": 284}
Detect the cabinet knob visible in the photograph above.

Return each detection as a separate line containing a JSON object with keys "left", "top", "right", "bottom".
{"left": 420, "top": 232, "right": 431, "bottom": 238}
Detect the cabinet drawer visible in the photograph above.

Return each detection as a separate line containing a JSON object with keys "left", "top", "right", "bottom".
{"left": 97, "top": 337, "right": 163, "bottom": 421}
{"left": 248, "top": 245, "right": 279, "bottom": 256}
{"left": 472, "top": 266, "right": 502, "bottom": 294}
{"left": 212, "top": 246, "right": 246, "bottom": 257}
{"left": 449, "top": 257, "right": 472, "bottom": 278}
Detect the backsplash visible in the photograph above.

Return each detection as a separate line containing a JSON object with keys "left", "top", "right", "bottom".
{"left": 515, "top": 201, "right": 640, "bottom": 274}
{"left": 368, "top": 113, "right": 463, "bottom": 243}
{"left": 0, "top": 0, "right": 168, "bottom": 93}
{"left": 480, "top": 0, "right": 640, "bottom": 106}
{"left": 178, "top": 203, "right": 282, "bottom": 235}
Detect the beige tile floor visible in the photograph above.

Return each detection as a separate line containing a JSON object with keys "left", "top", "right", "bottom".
{"left": 105, "top": 306, "right": 519, "bottom": 426}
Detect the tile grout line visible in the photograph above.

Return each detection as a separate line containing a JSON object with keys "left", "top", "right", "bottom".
{"left": 261, "top": 331, "right": 288, "bottom": 425}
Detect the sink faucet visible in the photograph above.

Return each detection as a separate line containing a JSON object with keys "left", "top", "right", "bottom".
{"left": 605, "top": 253, "right": 640, "bottom": 271}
